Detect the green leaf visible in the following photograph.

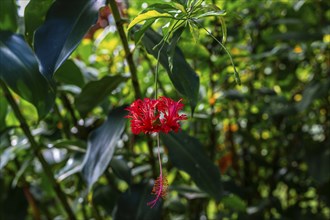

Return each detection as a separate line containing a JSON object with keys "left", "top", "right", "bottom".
{"left": 128, "top": 10, "right": 173, "bottom": 31}
{"left": 195, "top": 10, "right": 226, "bottom": 19}
{"left": 167, "top": 26, "right": 185, "bottom": 72}
{"left": 81, "top": 106, "right": 127, "bottom": 190}
{"left": 0, "top": 0, "right": 17, "bottom": 32}
{"left": 54, "top": 59, "right": 85, "bottom": 88}
{"left": 132, "top": 18, "right": 156, "bottom": 45}
{"left": 110, "top": 157, "right": 132, "bottom": 185}
{"left": 93, "top": 185, "right": 119, "bottom": 215}
{"left": 75, "top": 75, "right": 127, "bottom": 117}
{"left": 113, "top": 183, "right": 162, "bottom": 220}
{"left": 56, "top": 153, "right": 84, "bottom": 182}
{"left": 34, "top": 0, "right": 105, "bottom": 78}
{"left": 140, "top": 28, "right": 200, "bottom": 114}
{"left": 161, "top": 131, "right": 223, "bottom": 201}
{"left": 0, "top": 31, "right": 55, "bottom": 118}
{"left": 24, "top": 0, "right": 53, "bottom": 45}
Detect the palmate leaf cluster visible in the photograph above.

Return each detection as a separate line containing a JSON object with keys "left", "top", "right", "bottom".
{"left": 0, "top": 0, "right": 330, "bottom": 219}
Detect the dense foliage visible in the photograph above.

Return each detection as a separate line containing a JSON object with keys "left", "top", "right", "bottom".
{"left": 0, "top": 0, "right": 329, "bottom": 219}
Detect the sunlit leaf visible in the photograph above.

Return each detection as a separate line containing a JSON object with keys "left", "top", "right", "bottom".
{"left": 161, "top": 131, "right": 223, "bottom": 201}
{"left": 128, "top": 10, "right": 173, "bottom": 31}
{"left": 81, "top": 106, "right": 127, "bottom": 190}
{"left": 75, "top": 75, "right": 127, "bottom": 117}
{"left": 221, "top": 194, "right": 247, "bottom": 212}
{"left": 0, "top": 31, "right": 55, "bottom": 118}
{"left": 34, "top": 0, "right": 105, "bottom": 78}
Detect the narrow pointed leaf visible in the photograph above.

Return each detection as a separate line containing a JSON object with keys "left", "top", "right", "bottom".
{"left": 75, "top": 75, "right": 127, "bottom": 117}
{"left": 161, "top": 131, "right": 223, "bottom": 201}
{"left": 140, "top": 28, "right": 200, "bottom": 113}
{"left": 34, "top": 0, "right": 105, "bottom": 78}
{"left": 0, "top": 32, "right": 55, "bottom": 118}
{"left": 128, "top": 10, "right": 173, "bottom": 31}
{"left": 81, "top": 106, "right": 127, "bottom": 190}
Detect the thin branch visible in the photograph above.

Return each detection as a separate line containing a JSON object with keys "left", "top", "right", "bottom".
{"left": 109, "top": 0, "right": 142, "bottom": 99}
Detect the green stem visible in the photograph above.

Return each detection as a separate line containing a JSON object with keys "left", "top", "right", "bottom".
{"left": 109, "top": 0, "right": 142, "bottom": 99}
{"left": 199, "top": 24, "right": 241, "bottom": 85}
{"left": 0, "top": 80, "right": 76, "bottom": 220}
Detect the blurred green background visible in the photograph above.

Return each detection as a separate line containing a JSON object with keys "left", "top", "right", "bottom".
{"left": 0, "top": 0, "right": 329, "bottom": 219}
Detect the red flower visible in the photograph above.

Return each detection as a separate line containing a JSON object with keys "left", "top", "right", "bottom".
{"left": 126, "top": 97, "right": 187, "bottom": 134}
{"left": 158, "top": 97, "right": 187, "bottom": 133}
{"left": 125, "top": 98, "right": 161, "bottom": 134}
{"left": 147, "top": 173, "right": 168, "bottom": 208}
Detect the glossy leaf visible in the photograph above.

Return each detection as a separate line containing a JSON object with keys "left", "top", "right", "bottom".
{"left": 0, "top": 0, "right": 17, "bottom": 32}
{"left": 56, "top": 153, "right": 84, "bottom": 182}
{"left": 34, "top": 0, "right": 105, "bottom": 78}
{"left": 75, "top": 75, "right": 127, "bottom": 117}
{"left": 81, "top": 106, "right": 127, "bottom": 190}
{"left": 141, "top": 28, "right": 200, "bottom": 113}
{"left": 161, "top": 131, "right": 223, "bottom": 201}
{"left": 24, "top": 0, "right": 53, "bottom": 44}
{"left": 0, "top": 31, "right": 55, "bottom": 118}
{"left": 54, "top": 59, "right": 85, "bottom": 88}
{"left": 127, "top": 10, "right": 173, "bottom": 31}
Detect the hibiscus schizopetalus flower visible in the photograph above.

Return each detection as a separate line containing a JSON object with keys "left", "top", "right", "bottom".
{"left": 126, "top": 97, "right": 187, "bottom": 134}
{"left": 147, "top": 173, "right": 168, "bottom": 208}
{"left": 126, "top": 96, "right": 187, "bottom": 208}
{"left": 125, "top": 98, "right": 161, "bottom": 134}
{"left": 158, "top": 97, "right": 187, "bottom": 133}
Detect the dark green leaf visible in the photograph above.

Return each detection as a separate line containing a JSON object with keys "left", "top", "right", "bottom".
{"left": 161, "top": 131, "right": 223, "bottom": 201}
{"left": 141, "top": 28, "right": 200, "bottom": 114}
{"left": 34, "top": 0, "right": 105, "bottom": 78}
{"left": 113, "top": 183, "right": 162, "bottom": 220}
{"left": 81, "top": 106, "right": 127, "bottom": 190}
{"left": 24, "top": 0, "right": 53, "bottom": 44}
{"left": 0, "top": 0, "right": 17, "bottom": 32}
{"left": 54, "top": 59, "right": 85, "bottom": 87}
{"left": 93, "top": 185, "right": 119, "bottom": 215}
{"left": 167, "top": 26, "right": 185, "bottom": 72}
{"left": 75, "top": 75, "right": 127, "bottom": 117}
{"left": 0, "top": 31, "right": 55, "bottom": 118}
{"left": 110, "top": 157, "right": 132, "bottom": 185}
